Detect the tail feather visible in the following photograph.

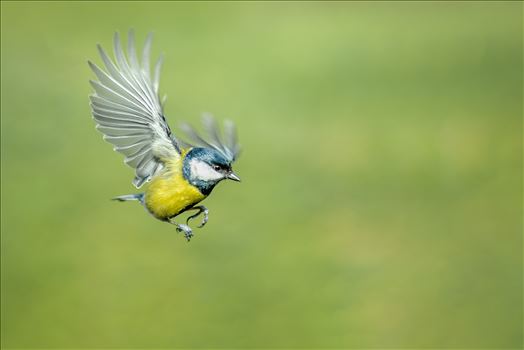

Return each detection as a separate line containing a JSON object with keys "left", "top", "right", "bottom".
{"left": 112, "top": 193, "right": 144, "bottom": 203}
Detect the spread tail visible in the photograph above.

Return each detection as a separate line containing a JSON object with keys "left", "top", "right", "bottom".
{"left": 112, "top": 193, "right": 144, "bottom": 203}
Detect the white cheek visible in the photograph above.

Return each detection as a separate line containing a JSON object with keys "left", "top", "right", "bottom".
{"left": 190, "top": 160, "right": 224, "bottom": 181}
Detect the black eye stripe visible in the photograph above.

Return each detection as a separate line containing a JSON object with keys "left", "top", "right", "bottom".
{"left": 210, "top": 162, "right": 230, "bottom": 171}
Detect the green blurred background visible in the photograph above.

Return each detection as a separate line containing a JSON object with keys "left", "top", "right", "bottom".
{"left": 1, "top": 1, "right": 522, "bottom": 348}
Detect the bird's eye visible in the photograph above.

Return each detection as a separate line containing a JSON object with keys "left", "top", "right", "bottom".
{"left": 213, "top": 165, "right": 221, "bottom": 171}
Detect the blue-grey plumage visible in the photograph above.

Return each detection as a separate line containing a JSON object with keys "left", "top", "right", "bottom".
{"left": 89, "top": 30, "right": 241, "bottom": 241}
{"left": 183, "top": 148, "right": 239, "bottom": 195}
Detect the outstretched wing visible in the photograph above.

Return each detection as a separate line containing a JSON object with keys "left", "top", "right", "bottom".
{"left": 89, "top": 30, "right": 181, "bottom": 188}
{"left": 179, "top": 114, "right": 240, "bottom": 164}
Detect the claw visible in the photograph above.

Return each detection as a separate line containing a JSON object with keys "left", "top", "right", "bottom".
{"left": 168, "top": 217, "right": 194, "bottom": 241}
{"left": 176, "top": 224, "right": 193, "bottom": 241}
{"left": 197, "top": 210, "right": 208, "bottom": 228}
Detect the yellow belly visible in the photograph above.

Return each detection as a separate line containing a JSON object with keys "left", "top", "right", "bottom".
{"left": 144, "top": 157, "right": 205, "bottom": 220}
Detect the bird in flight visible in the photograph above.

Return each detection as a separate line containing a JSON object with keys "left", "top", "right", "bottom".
{"left": 88, "top": 30, "right": 241, "bottom": 241}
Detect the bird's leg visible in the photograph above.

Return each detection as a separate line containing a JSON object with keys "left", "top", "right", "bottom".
{"left": 168, "top": 217, "right": 193, "bottom": 241}
{"left": 186, "top": 205, "right": 209, "bottom": 228}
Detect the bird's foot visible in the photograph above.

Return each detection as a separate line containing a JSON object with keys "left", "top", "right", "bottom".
{"left": 168, "top": 218, "right": 193, "bottom": 241}
{"left": 186, "top": 205, "right": 209, "bottom": 228}
{"left": 176, "top": 224, "right": 193, "bottom": 241}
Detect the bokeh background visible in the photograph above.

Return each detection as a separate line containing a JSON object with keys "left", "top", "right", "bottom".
{"left": 1, "top": 1, "right": 522, "bottom": 348}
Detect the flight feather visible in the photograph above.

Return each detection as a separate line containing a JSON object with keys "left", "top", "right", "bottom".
{"left": 89, "top": 30, "right": 180, "bottom": 188}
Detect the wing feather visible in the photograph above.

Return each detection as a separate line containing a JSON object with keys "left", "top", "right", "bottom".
{"left": 141, "top": 33, "right": 153, "bottom": 80}
{"left": 96, "top": 44, "right": 154, "bottom": 112}
{"left": 92, "top": 112, "right": 150, "bottom": 127}
{"left": 153, "top": 54, "right": 163, "bottom": 94}
{"left": 89, "top": 30, "right": 180, "bottom": 188}
{"left": 89, "top": 61, "right": 151, "bottom": 112}
{"left": 179, "top": 114, "right": 240, "bottom": 163}
{"left": 114, "top": 33, "right": 156, "bottom": 113}
{"left": 115, "top": 140, "right": 151, "bottom": 153}
{"left": 91, "top": 96, "right": 154, "bottom": 121}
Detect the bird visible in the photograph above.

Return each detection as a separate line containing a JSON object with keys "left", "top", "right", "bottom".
{"left": 88, "top": 30, "right": 241, "bottom": 241}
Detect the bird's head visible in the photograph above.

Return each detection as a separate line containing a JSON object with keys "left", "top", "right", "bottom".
{"left": 183, "top": 147, "right": 240, "bottom": 195}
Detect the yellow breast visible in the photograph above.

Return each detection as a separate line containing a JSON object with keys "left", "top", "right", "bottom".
{"left": 144, "top": 153, "right": 205, "bottom": 220}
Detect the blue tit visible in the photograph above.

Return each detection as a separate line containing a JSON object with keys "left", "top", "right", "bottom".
{"left": 88, "top": 30, "right": 241, "bottom": 241}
